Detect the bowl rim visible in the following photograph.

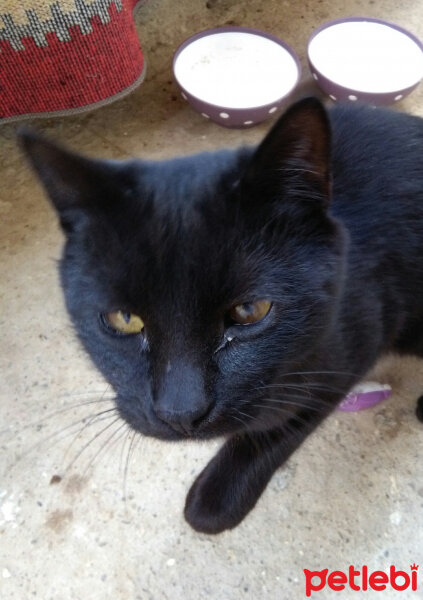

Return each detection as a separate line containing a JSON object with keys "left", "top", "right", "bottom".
{"left": 172, "top": 25, "right": 302, "bottom": 112}
{"left": 307, "top": 16, "right": 423, "bottom": 96}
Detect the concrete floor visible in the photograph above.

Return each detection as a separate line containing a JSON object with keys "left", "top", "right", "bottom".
{"left": 2, "top": 1, "right": 423, "bottom": 598}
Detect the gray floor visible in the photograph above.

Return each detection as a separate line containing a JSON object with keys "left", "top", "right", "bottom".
{"left": 2, "top": 1, "right": 423, "bottom": 598}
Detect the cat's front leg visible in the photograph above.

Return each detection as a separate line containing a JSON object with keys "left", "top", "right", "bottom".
{"left": 184, "top": 409, "right": 331, "bottom": 534}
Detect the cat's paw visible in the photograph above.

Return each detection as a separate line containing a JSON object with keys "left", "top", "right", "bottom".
{"left": 184, "top": 465, "right": 245, "bottom": 534}
{"left": 184, "top": 431, "right": 286, "bottom": 533}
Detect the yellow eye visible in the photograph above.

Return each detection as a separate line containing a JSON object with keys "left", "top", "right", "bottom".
{"left": 103, "top": 311, "right": 144, "bottom": 335}
{"left": 228, "top": 300, "right": 272, "bottom": 325}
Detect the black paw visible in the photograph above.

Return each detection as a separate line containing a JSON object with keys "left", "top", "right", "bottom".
{"left": 184, "top": 466, "right": 244, "bottom": 534}
{"left": 184, "top": 431, "right": 285, "bottom": 533}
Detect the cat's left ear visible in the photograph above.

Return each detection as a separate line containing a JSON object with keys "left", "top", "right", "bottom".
{"left": 241, "top": 97, "right": 331, "bottom": 207}
{"left": 18, "top": 129, "right": 126, "bottom": 232}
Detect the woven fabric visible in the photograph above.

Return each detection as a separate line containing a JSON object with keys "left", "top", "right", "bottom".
{"left": 0, "top": 0, "right": 145, "bottom": 122}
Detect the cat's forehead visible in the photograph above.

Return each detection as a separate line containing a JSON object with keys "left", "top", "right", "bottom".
{"left": 136, "top": 148, "right": 245, "bottom": 212}
{"left": 118, "top": 149, "right": 251, "bottom": 258}
{"left": 86, "top": 148, "right": 263, "bottom": 314}
{"left": 114, "top": 194, "right": 255, "bottom": 308}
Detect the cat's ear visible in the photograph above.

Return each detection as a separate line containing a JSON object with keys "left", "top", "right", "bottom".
{"left": 241, "top": 97, "right": 331, "bottom": 207}
{"left": 18, "top": 129, "right": 122, "bottom": 232}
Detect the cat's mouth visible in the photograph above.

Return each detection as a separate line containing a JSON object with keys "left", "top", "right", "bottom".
{"left": 115, "top": 395, "right": 250, "bottom": 441}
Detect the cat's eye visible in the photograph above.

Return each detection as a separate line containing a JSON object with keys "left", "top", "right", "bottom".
{"left": 102, "top": 311, "right": 145, "bottom": 335}
{"left": 228, "top": 300, "right": 272, "bottom": 325}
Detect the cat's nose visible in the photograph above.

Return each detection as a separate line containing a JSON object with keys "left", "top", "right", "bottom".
{"left": 154, "top": 359, "right": 211, "bottom": 436}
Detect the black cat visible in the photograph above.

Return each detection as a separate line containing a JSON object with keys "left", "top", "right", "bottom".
{"left": 20, "top": 98, "right": 423, "bottom": 534}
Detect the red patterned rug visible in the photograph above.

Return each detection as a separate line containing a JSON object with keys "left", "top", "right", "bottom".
{"left": 0, "top": 0, "right": 146, "bottom": 123}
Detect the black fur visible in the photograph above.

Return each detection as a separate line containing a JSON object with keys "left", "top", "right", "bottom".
{"left": 416, "top": 395, "right": 423, "bottom": 422}
{"left": 19, "top": 98, "right": 423, "bottom": 533}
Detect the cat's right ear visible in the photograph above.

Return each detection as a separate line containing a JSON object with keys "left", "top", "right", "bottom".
{"left": 18, "top": 129, "right": 122, "bottom": 233}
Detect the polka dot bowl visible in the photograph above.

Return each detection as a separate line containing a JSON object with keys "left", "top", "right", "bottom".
{"left": 307, "top": 17, "right": 423, "bottom": 106}
{"left": 172, "top": 27, "right": 301, "bottom": 128}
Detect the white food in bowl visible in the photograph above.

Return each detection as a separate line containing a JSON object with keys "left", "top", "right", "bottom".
{"left": 174, "top": 31, "right": 299, "bottom": 108}
{"left": 308, "top": 21, "right": 423, "bottom": 93}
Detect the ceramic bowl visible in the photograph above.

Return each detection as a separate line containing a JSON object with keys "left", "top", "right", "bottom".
{"left": 173, "top": 26, "right": 301, "bottom": 128}
{"left": 307, "top": 17, "right": 423, "bottom": 105}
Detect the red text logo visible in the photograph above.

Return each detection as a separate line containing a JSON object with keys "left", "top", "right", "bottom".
{"left": 303, "top": 564, "right": 419, "bottom": 596}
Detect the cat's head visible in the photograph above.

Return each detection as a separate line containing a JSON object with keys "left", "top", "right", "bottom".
{"left": 20, "top": 98, "right": 347, "bottom": 441}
